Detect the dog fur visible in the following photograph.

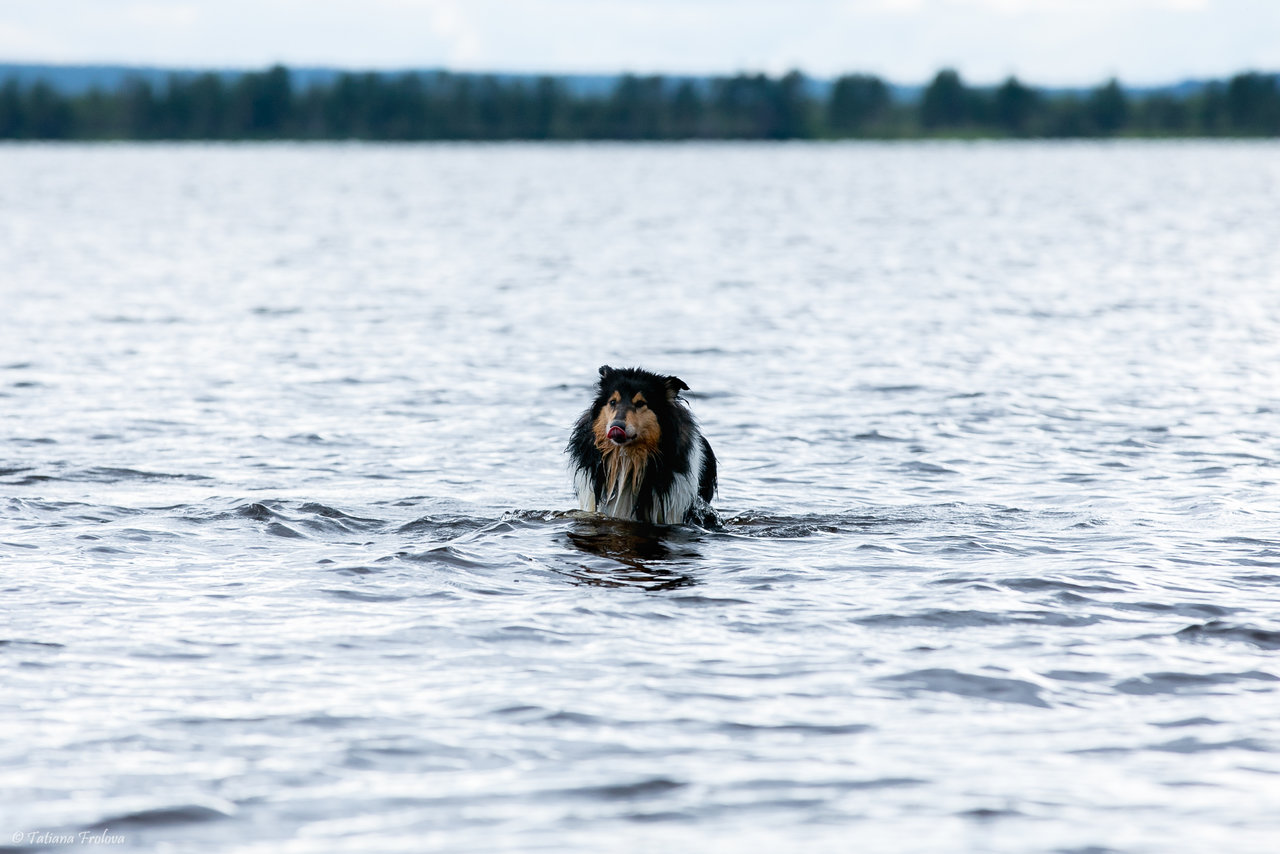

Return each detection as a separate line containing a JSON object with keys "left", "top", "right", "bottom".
{"left": 567, "top": 365, "right": 717, "bottom": 525}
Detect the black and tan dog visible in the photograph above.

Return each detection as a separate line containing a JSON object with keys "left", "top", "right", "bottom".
{"left": 567, "top": 365, "right": 717, "bottom": 525}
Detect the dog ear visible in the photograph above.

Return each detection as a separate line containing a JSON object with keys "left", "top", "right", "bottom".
{"left": 664, "top": 375, "right": 689, "bottom": 399}
{"left": 598, "top": 365, "right": 614, "bottom": 381}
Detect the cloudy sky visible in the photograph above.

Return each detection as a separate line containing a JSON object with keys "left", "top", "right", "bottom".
{"left": 0, "top": 0, "right": 1275, "bottom": 85}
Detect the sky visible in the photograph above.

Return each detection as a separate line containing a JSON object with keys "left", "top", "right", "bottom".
{"left": 0, "top": 0, "right": 1276, "bottom": 86}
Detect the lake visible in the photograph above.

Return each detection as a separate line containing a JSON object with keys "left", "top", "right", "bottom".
{"left": 2, "top": 141, "right": 1280, "bottom": 853}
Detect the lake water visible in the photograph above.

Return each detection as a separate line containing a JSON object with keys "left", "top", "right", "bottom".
{"left": 2, "top": 141, "right": 1280, "bottom": 853}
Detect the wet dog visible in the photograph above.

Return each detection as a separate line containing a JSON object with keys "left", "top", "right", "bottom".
{"left": 567, "top": 365, "right": 717, "bottom": 525}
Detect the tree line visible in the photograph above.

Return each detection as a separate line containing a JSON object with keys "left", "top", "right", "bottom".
{"left": 1, "top": 65, "right": 1277, "bottom": 140}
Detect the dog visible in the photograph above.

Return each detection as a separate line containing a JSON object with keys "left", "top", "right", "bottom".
{"left": 567, "top": 365, "right": 717, "bottom": 525}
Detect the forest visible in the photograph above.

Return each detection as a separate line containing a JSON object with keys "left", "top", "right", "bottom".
{"left": 1, "top": 65, "right": 1278, "bottom": 140}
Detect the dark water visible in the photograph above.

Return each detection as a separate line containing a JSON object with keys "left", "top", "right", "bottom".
{"left": 3, "top": 141, "right": 1280, "bottom": 853}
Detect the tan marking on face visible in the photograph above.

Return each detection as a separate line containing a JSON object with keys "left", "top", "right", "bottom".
{"left": 625, "top": 406, "right": 660, "bottom": 458}
{"left": 592, "top": 391, "right": 629, "bottom": 453}
{"left": 592, "top": 402, "right": 613, "bottom": 448}
{"left": 590, "top": 390, "right": 662, "bottom": 503}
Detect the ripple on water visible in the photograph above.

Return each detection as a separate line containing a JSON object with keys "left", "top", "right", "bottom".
{"left": 5, "top": 143, "right": 1280, "bottom": 853}
{"left": 876, "top": 669, "right": 1052, "bottom": 708}
{"left": 1175, "top": 621, "right": 1280, "bottom": 650}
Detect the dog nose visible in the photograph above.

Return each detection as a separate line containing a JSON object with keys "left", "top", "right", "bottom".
{"left": 607, "top": 424, "right": 628, "bottom": 443}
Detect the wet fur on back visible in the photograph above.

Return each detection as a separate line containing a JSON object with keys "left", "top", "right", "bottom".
{"left": 567, "top": 365, "right": 717, "bottom": 525}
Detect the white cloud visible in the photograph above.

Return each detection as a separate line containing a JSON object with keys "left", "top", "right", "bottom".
{"left": 0, "top": 19, "right": 65, "bottom": 60}
{"left": 0, "top": 0, "right": 1273, "bottom": 84}
{"left": 121, "top": 2, "right": 200, "bottom": 29}
{"left": 852, "top": 0, "right": 1210, "bottom": 11}
{"left": 417, "top": 0, "right": 483, "bottom": 65}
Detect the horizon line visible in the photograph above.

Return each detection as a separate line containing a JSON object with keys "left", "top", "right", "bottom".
{"left": 3, "top": 58, "right": 1277, "bottom": 91}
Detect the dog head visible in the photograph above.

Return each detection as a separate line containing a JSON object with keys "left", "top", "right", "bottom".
{"left": 590, "top": 365, "right": 688, "bottom": 455}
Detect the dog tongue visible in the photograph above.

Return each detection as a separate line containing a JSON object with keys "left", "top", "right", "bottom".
{"left": 607, "top": 425, "right": 627, "bottom": 443}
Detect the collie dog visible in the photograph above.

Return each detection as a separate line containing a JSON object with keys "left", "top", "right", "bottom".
{"left": 567, "top": 365, "right": 717, "bottom": 525}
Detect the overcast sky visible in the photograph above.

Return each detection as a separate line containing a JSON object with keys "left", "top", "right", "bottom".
{"left": 0, "top": 0, "right": 1276, "bottom": 86}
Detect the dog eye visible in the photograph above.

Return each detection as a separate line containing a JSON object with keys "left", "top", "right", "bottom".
{"left": 634, "top": 401, "right": 646, "bottom": 408}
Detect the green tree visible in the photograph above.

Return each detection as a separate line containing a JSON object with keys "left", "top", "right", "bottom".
{"left": 669, "top": 80, "right": 702, "bottom": 138}
{"left": 0, "top": 81, "right": 22, "bottom": 137}
{"left": 920, "top": 69, "right": 969, "bottom": 130}
{"left": 827, "top": 73, "right": 890, "bottom": 136}
{"left": 993, "top": 76, "right": 1039, "bottom": 135}
{"left": 607, "top": 74, "right": 668, "bottom": 139}
{"left": 1225, "top": 72, "right": 1280, "bottom": 134}
{"left": 531, "top": 76, "right": 567, "bottom": 139}
{"left": 771, "top": 70, "right": 813, "bottom": 139}
{"left": 188, "top": 73, "right": 229, "bottom": 138}
{"left": 232, "top": 65, "right": 292, "bottom": 136}
{"left": 1135, "top": 93, "right": 1191, "bottom": 135}
{"left": 1088, "top": 79, "right": 1128, "bottom": 135}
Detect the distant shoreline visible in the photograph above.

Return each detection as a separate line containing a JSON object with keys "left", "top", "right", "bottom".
{"left": 1, "top": 64, "right": 1276, "bottom": 140}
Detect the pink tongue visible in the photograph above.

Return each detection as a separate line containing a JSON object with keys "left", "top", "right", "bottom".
{"left": 607, "top": 425, "right": 627, "bottom": 443}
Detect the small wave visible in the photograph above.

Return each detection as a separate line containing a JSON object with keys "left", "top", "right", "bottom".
{"left": 1115, "top": 601, "right": 1236, "bottom": 619}
{"left": 876, "top": 668, "right": 1050, "bottom": 708}
{"left": 719, "top": 511, "right": 879, "bottom": 538}
{"left": 1041, "top": 670, "right": 1110, "bottom": 683}
{"left": 502, "top": 509, "right": 580, "bottom": 523}
{"left": 396, "top": 515, "right": 491, "bottom": 537}
{"left": 5, "top": 498, "right": 145, "bottom": 521}
{"left": 731, "top": 777, "right": 925, "bottom": 792}
{"left": 1175, "top": 621, "right": 1280, "bottom": 650}
{"left": 322, "top": 588, "right": 409, "bottom": 603}
{"left": 193, "top": 501, "right": 389, "bottom": 539}
{"left": 1148, "top": 736, "right": 1272, "bottom": 754}
{"left": 1112, "top": 670, "right": 1279, "bottom": 696}
{"left": 294, "top": 502, "right": 385, "bottom": 532}
{"left": 1151, "top": 717, "right": 1220, "bottom": 728}
{"left": 265, "top": 522, "right": 306, "bottom": 539}
{"left": 854, "top": 430, "right": 910, "bottom": 442}
{"left": 719, "top": 722, "right": 871, "bottom": 736}
{"left": 998, "top": 577, "right": 1130, "bottom": 595}
{"left": 85, "top": 802, "right": 233, "bottom": 830}
{"left": 74, "top": 467, "right": 212, "bottom": 483}
{"left": 397, "top": 544, "right": 491, "bottom": 569}
{"left": 856, "top": 608, "right": 1103, "bottom": 628}
{"left": 867, "top": 384, "right": 925, "bottom": 394}
{"left": 899, "top": 461, "right": 959, "bottom": 475}
{"left": 562, "top": 778, "right": 686, "bottom": 800}
{"left": 229, "top": 502, "right": 283, "bottom": 522}
{"left": 959, "top": 806, "right": 1023, "bottom": 819}
{"left": 711, "top": 504, "right": 1029, "bottom": 539}
{"left": 0, "top": 639, "right": 65, "bottom": 649}
{"left": 549, "top": 562, "right": 697, "bottom": 591}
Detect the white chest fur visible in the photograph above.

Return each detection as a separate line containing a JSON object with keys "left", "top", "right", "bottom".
{"left": 574, "top": 440, "right": 703, "bottom": 525}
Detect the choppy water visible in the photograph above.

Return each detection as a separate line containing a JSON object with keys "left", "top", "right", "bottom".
{"left": 3, "top": 141, "right": 1280, "bottom": 853}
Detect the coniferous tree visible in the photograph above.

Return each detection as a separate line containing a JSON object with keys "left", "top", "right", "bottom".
{"left": 921, "top": 69, "right": 970, "bottom": 130}
{"left": 827, "top": 74, "right": 891, "bottom": 136}
{"left": 993, "top": 76, "right": 1039, "bottom": 135}
{"left": 1225, "top": 72, "right": 1280, "bottom": 134}
{"left": 1088, "top": 79, "right": 1128, "bottom": 135}
{"left": 0, "top": 64, "right": 1278, "bottom": 141}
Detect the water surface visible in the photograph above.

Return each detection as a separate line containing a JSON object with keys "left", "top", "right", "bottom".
{"left": 2, "top": 141, "right": 1280, "bottom": 853}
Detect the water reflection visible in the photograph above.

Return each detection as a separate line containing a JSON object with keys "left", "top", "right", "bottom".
{"left": 560, "top": 517, "right": 700, "bottom": 590}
